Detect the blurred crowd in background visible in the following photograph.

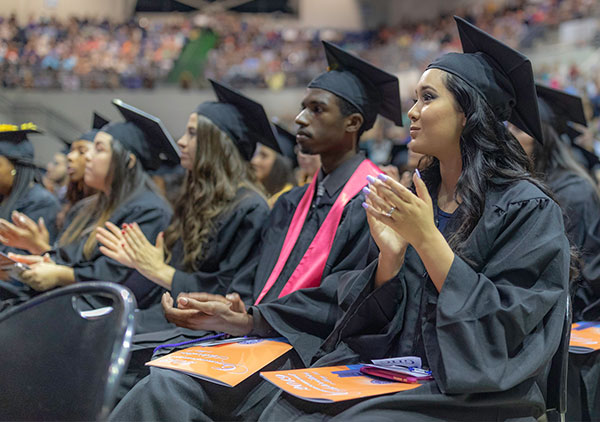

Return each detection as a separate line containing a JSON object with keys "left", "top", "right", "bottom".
{"left": 1, "top": 0, "right": 599, "bottom": 92}
{"left": 2, "top": 0, "right": 600, "bottom": 179}
{"left": 0, "top": 15, "right": 189, "bottom": 90}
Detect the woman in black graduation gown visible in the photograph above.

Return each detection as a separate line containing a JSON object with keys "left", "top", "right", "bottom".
{"left": 510, "top": 86, "right": 600, "bottom": 321}
{"left": 258, "top": 17, "right": 571, "bottom": 421}
{"left": 251, "top": 124, "right": 297, "bottom": 208}
{"left": 0, "top": 124, "right": 99, "bottom": 256}
{"left": 96, "top": 79, "right": 271, "bottom": 334}
{"left": 10, "top": 102, "right": 173, "bottom": 306}
{"left": 0, "top": 124, "right": 60, "bottom": 254}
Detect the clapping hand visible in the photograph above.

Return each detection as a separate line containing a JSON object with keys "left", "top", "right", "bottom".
{"left": 162, "top": 292, "right": 253, "bottom": 336}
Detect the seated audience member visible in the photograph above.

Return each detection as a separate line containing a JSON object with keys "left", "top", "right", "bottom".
{"left": 0, "top": 113, "right": 103, "bottom": 255}
{"left": 251, "top": 123, "right": 297, "bottom": 208}
{"left": 42, "top": 151, "right": 68, "bottom": 201}
{"left": 516, "top": 87, "right": 600, "bottom": 422}
{"left": 97, "top": 79, "right": 274, "bottom": 334}
{"left": 510, "top": 85, "right": 600, "bottom": 320}
{"left": 256, "top": 17, "right": 570, "bottom": 421}
{"left": 0, "top": 123, "right": 60, "bottom": 254}
{"left": 109, "top": 41, "right": 403, "bottom": 421}
{"left": 9, "top": 101, "right": 174, "bottom": 307}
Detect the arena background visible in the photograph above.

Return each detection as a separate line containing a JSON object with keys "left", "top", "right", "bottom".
{"left": 1, "top": 0, "right": 598, "bottom": 168}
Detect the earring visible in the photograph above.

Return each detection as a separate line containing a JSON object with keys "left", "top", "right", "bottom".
{"left": 10, "top": 169, "right": 16, "bottom": 176}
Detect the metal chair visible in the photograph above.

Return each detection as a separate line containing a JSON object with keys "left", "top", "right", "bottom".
{"left": 545, "top": 294, "right": 572, "bottom": 422}
{"left": 0, "top": 282, "right": 136, "bottom": 421}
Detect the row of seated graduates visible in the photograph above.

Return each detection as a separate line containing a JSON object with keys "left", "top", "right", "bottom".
{"left": 0, "top": 15, "right": 598, "bottom": 421}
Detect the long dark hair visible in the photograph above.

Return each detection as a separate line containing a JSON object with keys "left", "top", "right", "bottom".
{"left": 0, "top": 162, "right": 38, "bottom": 220}
{"left": 530, "top": 123, "right": 600, "bottom": 195}
{"left": 59, "top": 138, "right": 156, "bottom": 258}
{"left": 261, "top": 154, "right": 295, "bottom": 197}
{"left": 65, "top": 178, "right": 95, "bottom": 205}
{"left": 419, "top": 73, "right": 552, "bottom": 255}
{"left": 163, "top": 114, "right": 264, "bottom": 271}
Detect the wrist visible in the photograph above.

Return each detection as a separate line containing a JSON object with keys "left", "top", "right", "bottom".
{"left": 30, "top": 239, "right": 51, "bottom": 255}
{"left": 56, "top": 266, "right": 75, "bottom": 286}
{"left": 241, "top": 313, "right": 254, "bottom": 336}
{"left": 375, "top": 248, "right": 407, "bottom": 288}
{"left": 149, "top": 263, "right": 175, "bottom": 289}
{"left": 227, "top": 313, "right": 254, "bottom": 337}
{"left": 413, "top": 226, "right": 444, "bottom": 253}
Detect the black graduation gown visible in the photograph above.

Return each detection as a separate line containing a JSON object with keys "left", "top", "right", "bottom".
{"left": 109, "top": 154, "right": 379, "bottom": 421}
{"left": 259, "top": 179, "right": 570, "bottom": 421}
{"left": 546, "top": 170, "right": 600, "bottom": 320}
{"left": 0, "top": 183, "right": 61, "bottom": 304}
{"left": 131, "top": 154, "right": 376, "bottom": 350}
{"left": 51, "top": 187, "right": 172, "bottom": 306}
{"left": 550, "top": 172, "right": 600, "bottom": 422}
{"left": 0, "top": 183, "right": 61, "bottom": 255}
{"left": 133, "top": 187, "right": 270, "bottom": 335}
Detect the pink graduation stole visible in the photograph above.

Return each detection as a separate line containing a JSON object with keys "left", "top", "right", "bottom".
{"left": 254, "top": 159, "right": 380, "bottom": 305}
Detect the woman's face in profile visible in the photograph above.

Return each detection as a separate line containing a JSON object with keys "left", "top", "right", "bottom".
{"left": 251, "top": 144, "right": 277, "bottom": 182}
{"left": 67, "top": 140, "right": 92, "bottom": 183}
{"left": 177, "top": 113, "right": 198, "bottom": 171}
{"left": 407, "top": 69, "right": 465, "bottom": 161}
{"left": 84, "top": 131, "right": 113, "bottom": 192}
{"left": 0, "top": 155, "right": 14, "bottom": 196}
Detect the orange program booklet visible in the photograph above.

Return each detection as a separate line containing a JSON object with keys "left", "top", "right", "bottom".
{"left": 146, "top": 337, "right": 293, "bottom": 387}
{"left": 570, "top": 322, "right": 600, "bottom": 354}
{"left": 260, "top": 365, "right": 423, "bottom": 403}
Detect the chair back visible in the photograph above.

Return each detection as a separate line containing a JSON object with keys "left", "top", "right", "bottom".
{"left": 546, "top": 294, "right": 572, "bottom": 421}
{"left": 0, "top": 282, "right": 136, "bottom": 421}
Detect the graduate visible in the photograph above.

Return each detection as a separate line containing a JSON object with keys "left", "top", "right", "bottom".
{"left": 9, "top": 101, "right": 174, "bottom": 307}
{"left": 257, "top": 16, "right": 571, "bottom": 421}
{"left": 0, "top": 112, "right": 104, "bottom": 255}
{"left": 510, "top": 86, "right": 600, "bottom": 320}
{"left": 42, "top": 150, "right": 68, "bottom": 201}
{"left": 96, "top": 80, "right": 273, "bottom": 335}
{"left": 251, "top": 123, "right": 297, "bottom": 208}
{"left": 109, "top": 41, "right": 403, "bottom": 421}
{"left": 0, "top": 123, "right": 60, "bottom": 254}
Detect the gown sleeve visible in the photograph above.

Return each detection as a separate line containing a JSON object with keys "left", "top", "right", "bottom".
{"left": 59, "top": 197, "right": 172, "bottom": 284}
{"left": 567, "top": 183, "right": 600, "bottom": 311}
{"left": 428, "top": 197, "right": 569, "bottom": 394}
{"left": 252, "top": 196, "right": 380, "bottom": 366}
{"left": 0, "top": 184, "right": 61, "bottom": 254}
{"left": 169, "top": 197, "right": 269, "bottom": 299}
{"left": 331, "top": 194, "right": 570, "bottom": 395}
{"left": 223, "top": 188, "right": 303, "bottom": 306}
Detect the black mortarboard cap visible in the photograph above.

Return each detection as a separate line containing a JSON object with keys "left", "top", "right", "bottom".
{"left": 308, "top": 41, "right": 403, "bottom": 131}
{"left": 108, "top": 99, "right": 180, "bottom": 171}
{"left": 58, "top": 137, "right": 71, "bottom": 155}
{"left": 272, "top": 123, "right": 297, "bottom": 166}
{"left": 0, "top": 123, "right": 40, "bottom": 165}
{"left": 563, "top": 124, "right": 600, "bottom": 170}
{"left": 93, "top": 112, "right": 110, "bottom": 130}
{"left": 427, "top": 16, "right": 542, "bottom": 143}
{"left": 77, "top": 111, "right": 111, "bottom": 143}
{"left": 195, "top": 80, "right": 280, "bottom": 161}
{"left": 78, "top": 129, "right": 99, "bottom": 143}
{"left": 536, "top": 84, "right": 587, "bottom": 136}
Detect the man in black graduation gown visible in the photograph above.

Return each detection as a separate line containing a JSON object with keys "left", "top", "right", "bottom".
{"left": 110, "top": 42, "right": 403, "bottom": 421}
